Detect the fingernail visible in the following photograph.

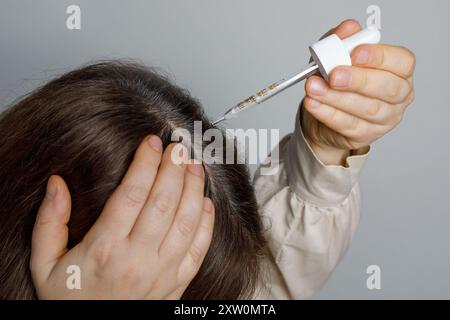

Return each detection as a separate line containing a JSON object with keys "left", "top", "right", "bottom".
{"left": 307, "top": 98, "right": 321, "bottom": 109}
{"left": 178, "top": 144, "right": 186, "bottom": 158}
{"left": 203, "top": 198, "right": 213, "bottom": 212}
{"left": 148, "top": 135, "right": 163, "bottom": 152}
{"left": 46, "top": 176, "right": 58, "bottom": 200}
{"left": 309, "top": 78, "right": 326, "bottom": 96}
{"left": 331, "top": 69, "right": 352, "bottom": 87}
{"left": 354, "top": 47, "right": 371, "bottom": 65}
{"left": 171, "top": 144, "right": 188, "bottom": 166}
{"left": 187, "top": 163, "right": 204, "bottom": 177}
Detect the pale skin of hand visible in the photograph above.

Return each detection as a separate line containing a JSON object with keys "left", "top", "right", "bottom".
{"left": 30, "top": 135, "right": 214, "bottom": 299}
{"left": 302, "top": 20, "right": 416, "bottom": 166}
{"left": 30, "top": 20, "right": 416, "bottom": 299}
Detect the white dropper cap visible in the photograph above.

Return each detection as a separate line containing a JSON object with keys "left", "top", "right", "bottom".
{"left": 309, "top": 27, "right": 381, "bottom": 80}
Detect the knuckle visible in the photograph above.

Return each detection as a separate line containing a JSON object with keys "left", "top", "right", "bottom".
{"left": 34, "top": 213, "right": 53, "bottom": 228}
{"left": 407, "top": 90, "right": 416, "bottom": 105}
{"left": 356, "top": 70, "right": 368, "bottom": 92}
{"left": 351, "top": 130, "right": 366, "bottom": 142}
{"left": 402, "top": 47, "right": 416, "bottom": 77}
{"left": 177, "top": 216, "right": 196, "bottom": 239}
{"left": 349, "top": 123, "right": 368, "bottom": 142}
{"left": 190, "top": 178, "right": 205, "bottom": 195}
{"left": 177, "top": 266, "right": 196, "bottom": 286}
{"left": 402, "top": 83, "right": 415, "bottom": 104}
{"left": 348, "top": 115, "right": 359, "bottom": 131}
{"left": 403, "top": 77, "right": 413, "bottom": 92}
{"left": 183, "top": 200, "right": 201, "bottom": 217}
{"left": 153, "top": 192, "right": 173, "bottom": 216}
{"left": 90, "top": 238, "right": 113, "bottom": 269}
{"left": 188, "top": 243, "right": 204, "bottom": 263}
{"left": 387, "top": 80, "right": 403, "bottom": 101}
{"left": 327, "top": 106, "right": 338, "bottom": 122}
{"left": 117, "top": 264, "right": 143, "bottom": 289}
{"left": 366, "top": 100, "right": 382, "bottom": 118}
{"left": 372, "top": 126, "right": 386, "bottom": 140}
{"left": 405, "top": 84, "right": 414, "bottom": 102}
{"left": 123, "top": 184, "right": 149, "bottom": 208}
{"left": 393, "top": 111, "right": 404, "bottom": 126}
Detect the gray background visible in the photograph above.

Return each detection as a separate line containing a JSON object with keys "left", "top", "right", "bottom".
{"left": 1, "top": 0, "right": 449, "bottom": 299}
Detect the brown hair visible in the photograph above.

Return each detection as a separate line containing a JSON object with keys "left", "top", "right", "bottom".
{"left": 0, "top": 61, "right": 266, "bottom": 299}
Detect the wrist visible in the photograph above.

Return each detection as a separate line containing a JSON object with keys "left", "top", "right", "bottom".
{"left": 299, "top": 100, "right": 369, "bottom": 166}
{"left": 299, "top": 104, "right": 350, "bottom": 166}
{"left": 306, "top": 138, "right": 351, "bottom": 166}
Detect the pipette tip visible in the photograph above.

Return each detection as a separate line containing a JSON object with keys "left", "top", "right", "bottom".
{"left": 212, "top": 116, "right": 226, "bottom": 126}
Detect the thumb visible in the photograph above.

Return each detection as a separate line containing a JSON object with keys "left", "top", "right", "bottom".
{"left": 30, "top": 175, "right": 72, "bottom": 285}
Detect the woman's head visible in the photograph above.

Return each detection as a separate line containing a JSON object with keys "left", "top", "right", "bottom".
{"left": 0, "top": 61, "right": 266, "bottom": 299}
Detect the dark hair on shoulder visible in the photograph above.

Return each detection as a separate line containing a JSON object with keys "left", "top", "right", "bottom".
{"left": 0, "top": 60, "right": 266, "bottom": 299}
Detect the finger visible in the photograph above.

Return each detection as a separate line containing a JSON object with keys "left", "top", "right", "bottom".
{"left": 175, "top": 198, "right": 215, "bottom": 293}
{"left": 328, "top": 66, "right": 412, "bottom": 104}
{"left": 352, "top": 44, "right": 416, "bottom": 79}
{"left": 163, "top": 287, "right": 186, "bottom": 300}
{"left": 158, "top": 163, "right": 205, "bottom": 261}
{"left": 130, "top": 143, "right": 188, "bottom": 248}
{"left": 306, "top": 75, "right": 401, "bottom": 125}
{"left": 87, "top": 135, "right": 163, "bottom": 240}
{"left": 30, "top": 175, "right": 72, "bottom": 285}
{"left": 303, "top": 96, "right": 384, "bottom": 144}
{"left": 333, "top": 19, "right": 362, "bottom": 39}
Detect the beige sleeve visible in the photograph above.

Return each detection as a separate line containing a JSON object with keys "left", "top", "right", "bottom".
{"left": 252, "top": 109, "right": 369, "bottom": 299}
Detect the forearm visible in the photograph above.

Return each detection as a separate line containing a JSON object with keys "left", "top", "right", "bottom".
{"left": 253, "top": 138, "right": 364, "bottom": 299}
{"left": 252, "top": 107, "right": 369, "bottom": 299}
